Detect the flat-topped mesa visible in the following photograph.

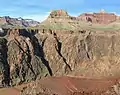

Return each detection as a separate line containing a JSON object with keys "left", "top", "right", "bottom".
{"left": 78, "top": 10, "right": 117, "bottom": 24}
{"left": 48, "top": 10, "right": 70, "bottom": 19}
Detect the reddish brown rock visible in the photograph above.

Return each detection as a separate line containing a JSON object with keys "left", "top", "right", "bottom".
{"left": 49, "top": 10, "right": 69, "bottom": 18}
{"left": 78, "top": 11, "right": 117, "bottom": 24}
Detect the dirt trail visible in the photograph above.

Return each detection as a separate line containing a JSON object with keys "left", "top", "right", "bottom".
{"left": 38, "top": 76, "right": 119, "bottom": 94}
{"left": 0, "top": 88, "right": 20, "bottom": 95}
{"left": 0, "top": 76, "right": 120, "bottom": 95}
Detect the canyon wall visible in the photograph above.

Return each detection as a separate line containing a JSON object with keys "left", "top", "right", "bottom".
{"left": 0, "top": 29, "right": 119, "bottom": 87}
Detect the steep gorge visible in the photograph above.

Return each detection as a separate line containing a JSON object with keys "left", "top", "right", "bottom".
{"left": 0, "top": 28, "right": 120, "bottom": 95}
{"left": 0, "top": 28, "right": 120, "bottom": 88}
{"left": 1, "top": 10, "right": 120, "bottom": 95}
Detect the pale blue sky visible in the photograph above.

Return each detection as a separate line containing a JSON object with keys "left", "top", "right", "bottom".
{"left": 0, "top": 0, "right": 120, "bottom": 21}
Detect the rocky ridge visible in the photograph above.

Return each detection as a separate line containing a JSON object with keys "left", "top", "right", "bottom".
{"left": 0, "top": 16, "right": 40, "bottom": 28}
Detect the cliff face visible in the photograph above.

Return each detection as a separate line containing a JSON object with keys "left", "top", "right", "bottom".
{"left": 40, "top": 10, "right": 78, "bottom": 30}
{"left": 0, "top": 29, "right": 51, "bottom": 87}
{"left": 20, "top": 29, "right": 120, "bottom": 95}
{"left": 35, "top": 29, "right": 120, "bottom": 78}
{"left": 0, "top": 28, "right": 119, "bottom": 87}
{"left": 49, "top": 10, "right": 70, "bottom": 18}
{"left": 79, "top": 12, "right": 117, "bottom": 24}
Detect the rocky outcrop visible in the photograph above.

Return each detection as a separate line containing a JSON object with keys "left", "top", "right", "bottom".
{"left": 35, "top": 29, "right": 120, "bottom": 78}
{"left": 0, "top": 29, "right": 52, "bottom": 87}
{"left": 7, "top": 29, "right": 51, "bottom": 86}
{"left": 49, "top": 10, "right": 69, "bottom": 18}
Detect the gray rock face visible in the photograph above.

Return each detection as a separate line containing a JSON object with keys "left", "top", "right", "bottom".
{"left": 0, "top": 16, "right": 40, "bottom": 28}
{"left": 0, "top": 38, "right": 10, "bottom": 87}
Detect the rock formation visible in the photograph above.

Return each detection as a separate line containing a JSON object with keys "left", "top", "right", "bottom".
{"left": 35, "top": 29, "right": 120, "bottom": 78}
{"left": 78, "top": 10, "right": 117, "bottom": 24}
{"left": 40, "top": 10, "right": 120, "bottom": 31}
{"left": 0, "top": 29, "right": 51, "bottom": 87}
{"left": 49, "top": 10, "right": 69, "bottom": 18}
{"left": 0, "top": 16, "right": 40, "bottom": 28}
{"left": 0, "top": 10, "right": 120, "bottom": 95}
{"left": 0, "top": 27, "right": 120, "bottom": 88}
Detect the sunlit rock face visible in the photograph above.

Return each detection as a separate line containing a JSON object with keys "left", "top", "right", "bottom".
{"left": 78, "top": 11, "right": 117, "bottom": 24}
{"left": 0, "top": 28, "right": 119, "bottom": 87}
